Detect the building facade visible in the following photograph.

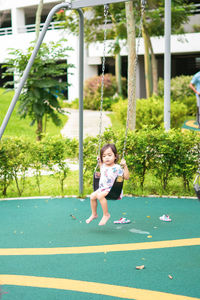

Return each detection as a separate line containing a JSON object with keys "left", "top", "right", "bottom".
{"left": 0, "top": 0, "right": 200, "bottom": 100}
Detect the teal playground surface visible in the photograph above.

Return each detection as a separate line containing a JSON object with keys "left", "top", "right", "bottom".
{"left": 182, "top": 120, "right": 200, "bottom": 131}
{"left": 0, "top": 196, "right": 200, "bottom": 300}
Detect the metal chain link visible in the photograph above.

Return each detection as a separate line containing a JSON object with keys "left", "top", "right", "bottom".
{"left": 122, "top": 0, "right": 146, "bottom": 159}
{"left": 97, "top": 4, "right": 109, "bottom": 158}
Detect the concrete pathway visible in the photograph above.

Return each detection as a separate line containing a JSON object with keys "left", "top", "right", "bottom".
{"left": 61, "top": 108, "right": 112, "bottom": 139}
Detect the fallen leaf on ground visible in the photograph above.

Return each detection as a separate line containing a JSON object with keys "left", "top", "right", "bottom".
{"left": 136, "top": 265, "right": 145, "bottom": 270}
{"left": 70, "top": 214, "right": 76, "bottom": 219}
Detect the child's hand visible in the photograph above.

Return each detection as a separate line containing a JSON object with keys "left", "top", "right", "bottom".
{"left": 120, "top": 158, "right": 127, "bottom": 167}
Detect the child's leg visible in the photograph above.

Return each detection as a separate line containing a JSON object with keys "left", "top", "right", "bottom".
{"left": 97, "top": 191, "right": 110, "bottom": 226}
{"left": 86, "top": 191, "right": 98, "bottom": 224}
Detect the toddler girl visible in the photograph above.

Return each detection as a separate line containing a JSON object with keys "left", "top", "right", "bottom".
{"left": 86, "top": 143, "right": 129, "bottom": 226}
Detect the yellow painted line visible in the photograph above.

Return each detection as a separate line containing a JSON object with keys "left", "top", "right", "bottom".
{"left": 0, "top": 275, "right": 199, "bottom": 300}
{"left": 0, "top": 238, "right": 199, "bottom": 255}
{"left": 185, "top": 120, "right": 199, "bottom": 128}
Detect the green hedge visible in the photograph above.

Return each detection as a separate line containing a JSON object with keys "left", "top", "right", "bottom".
{"left": 0, "top": 136, "right": 78, "bottom": 197}
{"left": 0, "top": 128, "right": 199, "bottom": 197}
{"left": 83, "top": 128, "right": 199, "bottom": 194}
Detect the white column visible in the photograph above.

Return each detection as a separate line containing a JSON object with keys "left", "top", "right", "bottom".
{"left": 67, "top": 35, "right": 79, "bottom": 101}
{"left": 11, "top": 7, "right": 25, "bottom": 35}
{"left": 164, "top": 0, "right": 171, "bottom": 131}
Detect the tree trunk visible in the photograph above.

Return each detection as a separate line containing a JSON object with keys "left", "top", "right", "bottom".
{"left": 36, "top": 118, "right": 43, "bottom": 141}
{"left": 35, "top": 0, "right": 44, "bottom": 41}
{"left": 125, "top": 1, "right": 136, "bottom": 130}
{"left": 142, "top": 23, "right": 152, "bottom": 98}
{"left": 115, "top": 52, "right": 122, "bottom": 96}
{"left": 145, "top": 28, "right": 158, "bottom": 95}
{"left": 149, "top": 39, "right": 158, "bottom": 95}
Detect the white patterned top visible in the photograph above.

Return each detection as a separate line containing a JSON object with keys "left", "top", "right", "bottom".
{"left": 98, "top": 163, "right": 124, "bottom": 199}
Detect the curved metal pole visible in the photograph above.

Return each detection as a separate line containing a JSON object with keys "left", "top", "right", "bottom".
{"left": 77, "top": 8, "right": 84, "bottom": 195}
{"left": 0, "top": 2, "right": 70, "bottom": 139}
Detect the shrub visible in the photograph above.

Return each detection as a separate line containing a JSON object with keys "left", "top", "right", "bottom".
{"left": 171, "top": 101, "right": 188, "bottom": 128}
{"left": 151, "top": 129, "right": 183, "bottom": 190}
{"left": 136, "top": 97, "right": 164, "bottom": 129}
{"left": 0, "top": 135, "right": 78, "bottom": 197}
{"left": 112, "top": 96, "right": 187, "bottom": 129}
{"left": 65, "top": 138, "right": 79, "bottom": 158}
{"left": 0, "top": 137, "right": 31, "bottom": 196}
{"left": 158, "top": 75, "right": 194, "bottom": 100}
{"left": 84, "top": 73, "right": 127, "bottom": 110}
{"left": 124, "top": 128, "right": 158, "bottom": 188}
{"left": 0, "top": 140, "right": 13, "bottom": 196}
{"left": 177, "top": 96, "right": 196, "bottom": 116}
{"left": 29, "top": 141, "right": 45, "bottom": 194}
{"left": 158, "top": 75, "right": 196, "bottom": 116}
{"left": 111, "top": 98, "right": 128, "bottom": 126}
{"left": 173, "top": 131, "right": 198, "bottom": 190}
{"left": 41, "top": 136, "right": 71, "bottom": 195}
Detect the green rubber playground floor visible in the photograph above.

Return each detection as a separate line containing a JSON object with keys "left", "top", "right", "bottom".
{"left": 182, "top": 120, "right": 200, "bottom": 131}
{"left": 0, "top": 196, "right": 200, "bottom": 300}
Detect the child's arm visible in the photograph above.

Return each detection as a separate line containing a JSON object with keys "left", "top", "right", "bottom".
{"left": 120, "top": 158, "right": 130, "bottom": 180}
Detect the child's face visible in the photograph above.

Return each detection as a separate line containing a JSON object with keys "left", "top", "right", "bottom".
{"left": 102, "top": 147, "right": 116, "bottom": 166}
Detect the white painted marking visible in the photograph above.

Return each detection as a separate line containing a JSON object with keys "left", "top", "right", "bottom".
{"left": 129, "top": 228, "right": 150, "bottom": 235}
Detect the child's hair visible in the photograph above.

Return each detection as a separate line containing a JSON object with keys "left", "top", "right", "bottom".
{"left": 100, "top": 143, "right": 119, "bottom": 163}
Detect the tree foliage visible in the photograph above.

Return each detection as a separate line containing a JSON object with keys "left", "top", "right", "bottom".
{"left": 3, "top": 39, "right": 74, "bottom": 140}
{"left": 144, "top": 0, "right": 194, "bottom": 36}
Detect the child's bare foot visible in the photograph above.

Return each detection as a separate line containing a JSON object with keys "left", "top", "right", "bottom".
{"left": 98, "top": 214, "right": 110, "bottom": 226}
{"left": 86, "top": 215, "right": 98, "bottom": 224}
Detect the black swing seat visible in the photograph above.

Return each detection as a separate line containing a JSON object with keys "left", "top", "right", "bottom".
{"left": 193, "top": 172, "right": 200, "bottom": 200}
{"left": 93, "top": 172, "right": 124, "bottom": 200}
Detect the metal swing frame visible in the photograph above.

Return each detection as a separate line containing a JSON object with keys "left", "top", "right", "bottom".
{"left": 0, "top": 0, "right": 172, "bottom": 195}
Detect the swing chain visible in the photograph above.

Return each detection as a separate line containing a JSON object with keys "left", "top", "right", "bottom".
{"left": 122, "top": 0, "right": 146, "bottom": 159}
{"left": 97, "top": 4, "right": 109, "bottom": 158}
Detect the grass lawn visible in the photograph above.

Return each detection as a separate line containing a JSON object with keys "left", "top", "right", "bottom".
{"left": 1, "top": 168, "right": 196, "bottom": 199}
{"left": 0, "top": 88, "right": 68, "bottom": 139}
{"left": 4, "top": 171, "right": 81, "bottom": 198}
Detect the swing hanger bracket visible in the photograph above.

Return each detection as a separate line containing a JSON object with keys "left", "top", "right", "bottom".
{"left": 65, "top": 0, "right": 72, "bottom": 9}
